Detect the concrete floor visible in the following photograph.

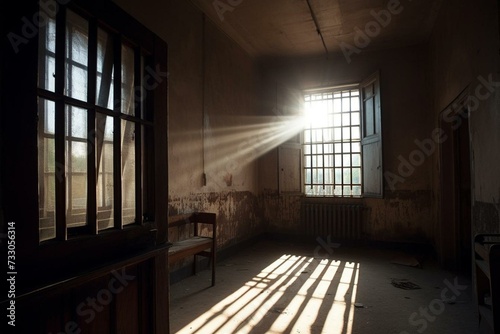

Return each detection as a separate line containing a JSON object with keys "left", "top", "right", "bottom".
{"left": 170, "top": 239, "right": 480, "bottom": 334}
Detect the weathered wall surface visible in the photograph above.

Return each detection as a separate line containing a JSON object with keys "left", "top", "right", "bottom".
{"left": 113, "top": 0, "right": 265, "bottom": 252}
{"left": 258, "top": 45, "right": 434, "bottom": 243}
{"left": 428, "top": 0, "right": 500, "bottom": 243}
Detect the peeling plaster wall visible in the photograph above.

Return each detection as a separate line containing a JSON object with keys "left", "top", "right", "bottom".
{"left": 258, "top": 45, "right": 434, "bottom": 243}
{"left": 428, "top": 0, "right": 500, "bottom": 255}
{"left": 113, "top": 0, "right": 265, "bottom": 253}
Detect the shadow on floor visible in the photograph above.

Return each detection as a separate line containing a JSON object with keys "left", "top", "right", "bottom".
{"left": 170, "top": 240, "right": 478, "bottom": 334}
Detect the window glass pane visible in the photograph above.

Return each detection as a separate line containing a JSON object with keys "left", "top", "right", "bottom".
{"left": 121, "top": 44, "right": 135, "bottom": 115}
{"left": 335, "top": 155, "right": 342, "bottom": 167}
{"left": 342, "top": 113, "right": 350, "bottom": 126}
{"left": 333, "top": 114, "right": 341, "bottom": 126}
{"left": 342, "top": 127, "right": 351, "bottom": 140}
{"left": 323, "top": 128, "right": 333, "bottom": 142}
{"left": 324, "top": 144, "right": 333, "bottom": 154}
{"left": 352, "top": 142, "right": 361, "bottom": 153}
{"left": 38, "top": 12, "right": 56, "bottom": 92}
{"left": 351, "top": 97, "right": 360, "bottom": 111}
{"left": 65, "top": 10, "right": 89, "bottom": 101}
{"left": 351, "top": 112, "right": 360, "bottom": 126}
{"left": 352, "top": 168, "right": 361, "bottom": 184}
{"left": 334, "top": 128, "right": 342, "bottom": 141}
{"left": 97, "top": 115, "right": 114, "bottom": 230}
{"left": 305, "top": 169, "right": 311, "bottom": 184}
{"left": 324, "top": 155, "right": 333, "bottom": 167}
{"left": 343, "top": 186, "right": 352, "bottom": 196}
{"left": 66, "top": 105, "right": 87, "bottom": 228}
{"left": 343, "top": 169, "right": 351, "bottom": 184}
{"left": 325, "top": 169, "right": 333, "bottom": 183}
{"left": 324, "top": 185, "right": 334, "bottom": 196}
{"left": 335, "top": 168, "right": 342, "bottom": 184}
{"left": 352, "top": 154, "right": 361, "bottom": 167}
{"left": 352, "top": 127, "right": 360, "bottom": 140}
{"left": 97, "top": 28, "right": 114, "bottom": 109}
{"left": 343, "top": 154, "right": 351, "bottom": 167}
{"left": 352, "top": 186, "right": 362, "bottom": 196}
{"left": 122, "top": 120, "right": 136, "bottom": 225}
{"left": 342, "top": 98, "right": 350, "bottom": 111}
{"left": 38, "top": 99, "right": 56, "bottom": 241}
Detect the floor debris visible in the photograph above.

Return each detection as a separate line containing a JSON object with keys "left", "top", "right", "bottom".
{"left": 390, "top": 278, "right": 421, "bottom": 290}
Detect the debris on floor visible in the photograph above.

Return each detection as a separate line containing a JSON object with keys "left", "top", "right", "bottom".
{"left": 354, "top": 302, "right": 365, "bottom": 308}
{"left": 390, "top": 254, "right": 421, "bottom": 268}
{"left": 391, "top": 278, "right": 421, "bottom": 290}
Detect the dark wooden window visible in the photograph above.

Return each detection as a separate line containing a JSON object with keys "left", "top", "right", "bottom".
{"left": 37, "top": 5, "right": 154, "bottom": 241}
{"left": 1, "top": 0, "right": 168, "bottom": 292}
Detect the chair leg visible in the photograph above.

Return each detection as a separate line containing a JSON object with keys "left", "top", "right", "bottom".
{"left": 211, "top": 248, "right": 216, "bottom": 287}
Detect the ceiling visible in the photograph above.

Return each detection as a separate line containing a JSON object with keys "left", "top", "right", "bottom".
{"left": 189, "top": 0, "right": 443, "bottom": 59}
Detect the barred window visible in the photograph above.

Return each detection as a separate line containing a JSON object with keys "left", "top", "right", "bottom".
{"left": 303, "top": 87, "right": 362, "bottom": 197}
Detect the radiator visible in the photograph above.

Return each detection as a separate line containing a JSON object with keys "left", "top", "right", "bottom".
{"left": 301, "top": 202, "right": 365, "bottom": 240}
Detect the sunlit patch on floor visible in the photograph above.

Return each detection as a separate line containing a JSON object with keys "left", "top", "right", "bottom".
{"left": 177, "top": 254, "right": 360, "bottom": 334}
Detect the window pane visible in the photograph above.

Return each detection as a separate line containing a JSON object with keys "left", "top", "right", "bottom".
{"left": 343, "top": 186, "right": 352, "bottom": 196}
{"left": 342, "top": 98, "right": 350, "bottom": 111}
{"left": 66, "top": 106, "right": 87, "bottom": 228}
{"left": 122, "top": 120, "right": 136, "bottom": 225}
{"left": 335, "top": 155, "right": 342, "bottom": 167}
{"left": 122, "top": 44, "right": 135, "bottom": 115}
{"left": 342, "top": 113, "right": 350, "bottom": 126}
{"left": 352, "top": 127, "right": 360, "bottom": 140}
{"left": 352, "top": 186, "right": 362, "bottom": 196}
{"left": 305, "top": 169, "right": 311, "bottom": 184}
{"left": 351, "top": 112, "right": 360, "bottom": 126}
{"left": 352, "top": 154, "right": 361, "bottom": 167}
{"left": 352, "top": 168, "right": 361, "bottom": 184}
{"left": 38, "top": 12, "right": 56, "bottom": 92}
{"left": 97, "top": 115, "right": 114, "bottom": 230}
{"left": 335, "top": 168, "right": 342, "bottom": 184}
{"left": 343, "top": 168, "right": 351, "bottom": 183}
{"left": 342, "top": 127, "right": 351, "bottom": 140}
{"left": 38, "top": 99, "right": 56, "bottom": 241}
{"left": 304, "top": 155, "right": 311, "bottom": 168}
{"left": 65, "top": 10, "right": 89, "bottom": 101}
{"left": 324, "top": 155, "right": 333, "bottom": 167}
{"left": 97, "top": 28, "right": 114, "bottom": 109}
{"left": 333, "top": 99, "right": 341, "bottom": 113}
{"left": 351, "top": 97, "right": 360, "bottom": 111}
{"left": 352, "top": 142, "right": 361, "bottom": 153}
